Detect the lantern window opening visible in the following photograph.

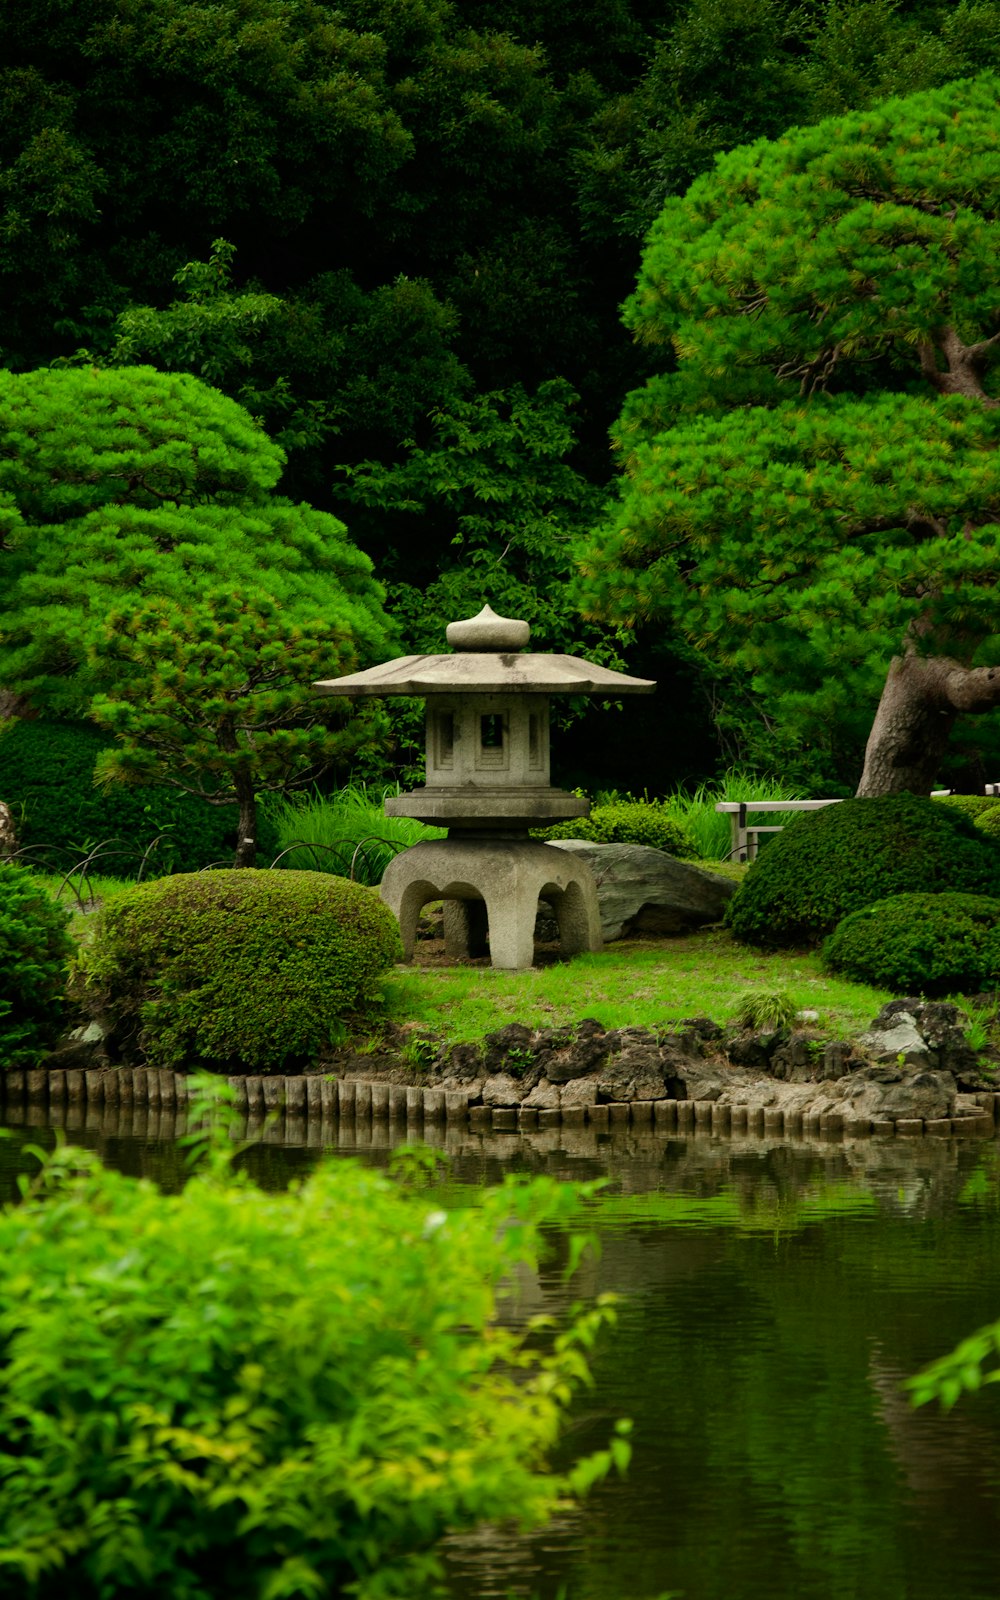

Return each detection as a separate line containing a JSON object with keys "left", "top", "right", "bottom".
{"left": 435, "top": 710, "right": 455, "bottom": 768}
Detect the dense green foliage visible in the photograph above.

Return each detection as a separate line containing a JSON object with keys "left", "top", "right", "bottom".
{"left": 87, "top": 589, "right": 387, "bottom": 866}
{"left": 6, "top": 1, "right": 1000, "bottom": 795}
{"left": 725, "top": 796, "right": 1000, "bottom": 948}
{"left": 577, "top": 74, "right": 1000, "bottom": 791}
{"left": 822, "top": 890, "right": 1000, "bottom": 993}
{"left": 0, "top": 719, "right": 268, "bottom": 874}
{"left": 81, "top": 870, "right": 402, "bottom": 1070}
{"left": 539, "top": 798, "right": 700, "bottom": 857}
{"left": 269, "top": 784, "right": 445, "bottom": 884}
{"left": 339, "top": 378, "right": 616, "bottom": 662}
{"left": 0, "top": 366, "right": 389, "bottom": 712}
{"left": 0, "top": 1140, "right": 622, "bottom": 1598}
{"left": 0, "top": 864, "right": 72, "bottom": 1068}
{"left": 0, "top": 367, "right": 391, "bottom": 856}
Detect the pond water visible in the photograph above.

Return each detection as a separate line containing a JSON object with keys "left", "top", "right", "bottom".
{"left": 2, "top": 1103, "right": 999, "bottom": 1600}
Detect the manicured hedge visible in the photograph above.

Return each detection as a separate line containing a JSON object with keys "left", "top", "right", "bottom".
{"left": 726, "top": 794, "right": 1000, "bottom": 948}
{"left": 0, "top": 719, "right": 278, "bottom": 874}
{"left": 80, "top": 869, "right": 402, "bottom": 1070}
{"left": 823, "top": 891, "right": 1000, "bottom": 994}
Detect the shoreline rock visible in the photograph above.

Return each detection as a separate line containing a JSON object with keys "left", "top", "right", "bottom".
{"left": 17, "top": 999, "right": 999, "bottom": 1137}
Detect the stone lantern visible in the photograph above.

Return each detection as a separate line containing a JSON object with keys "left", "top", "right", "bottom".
{"left": 314, "top": 605, "right": 655, "bottom": 968}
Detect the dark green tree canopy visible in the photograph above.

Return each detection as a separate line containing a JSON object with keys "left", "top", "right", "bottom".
{"left": 620, "top": 70, "right": 1000, "bottom": 430}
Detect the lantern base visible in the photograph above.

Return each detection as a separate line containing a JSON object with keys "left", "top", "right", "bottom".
{"left": 380, "top": 837, "right": 602, "bottom": 970}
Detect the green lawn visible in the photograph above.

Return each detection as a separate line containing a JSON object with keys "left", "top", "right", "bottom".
{"left": 27, "top": 868, "right": 904, "bottom": 1048}
{"left": 381, "top": 928, "right": 894, "bottom": 1045}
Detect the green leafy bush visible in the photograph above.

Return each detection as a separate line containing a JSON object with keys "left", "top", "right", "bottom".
{"left": 0, "top": 719, "right": 277, "bottom": 874}
{"left": 0, "top": 1142, "right": 624, "bottom": 1600}
{"left": 538, "top": 799, "right": 700, "bottom": 858}
{"left": 726, "top": 795, "right": 1000, "bottom": 949}
{"left": 822, "top": 891, "right": 1000, "bottom": 994}
{"left": 80, "top": 870, "right": 402, "bottom": 1070}
{"left": 0, "top": 865, "right": 73, "bottom": 1068}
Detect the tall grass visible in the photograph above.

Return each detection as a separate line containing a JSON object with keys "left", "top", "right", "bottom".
{"left": 266, "top": 784, "right": 446, "bottom": 885}
{"left": 662, "top": 769, "right": 806, "bottom": 860}
{"left": 593, "top": 769, "right": 806, "bottom": 860}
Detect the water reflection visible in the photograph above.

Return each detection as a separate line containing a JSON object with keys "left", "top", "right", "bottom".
{"left": 1, "top": 1105, "right": 998, "bottom": 1600}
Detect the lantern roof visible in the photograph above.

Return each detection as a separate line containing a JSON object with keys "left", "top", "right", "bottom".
{"left": 314, "top": 605, "right": 656, "bottom": 698}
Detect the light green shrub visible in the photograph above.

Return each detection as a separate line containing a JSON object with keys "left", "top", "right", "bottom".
{"left": 0, "top": 1142, "right": 624, "bottom": 1599}
{"left": 79, "top": 869, "right": 402, "bottom": 1070}
{"left": 729, "top": 989, "right": 797, "bottom": 1031}
{"left": 539, "top": 798, "right": 700, "bottom": 858}
{"left": 936, "top": 794, "right": 1000, "bottom": 822}
{"left": 975, "top": 805, "right": 1000, "bottom": 838}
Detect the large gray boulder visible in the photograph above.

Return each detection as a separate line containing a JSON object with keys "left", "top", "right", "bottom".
{"left": 548, "top": 840, "right": 736, "bottom": 941}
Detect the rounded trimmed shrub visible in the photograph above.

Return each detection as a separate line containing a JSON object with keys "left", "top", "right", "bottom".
{"left": 975, "top": 805, "right": 1000, "bottom": 839}
{"left": 822, "top": 891, "right": 1000, "bottom": 994}
{"left": 0, "top": 719, "right": 278, "bottom": 875}
{"left": 539, "top": 800, "right": 700, "bottom": 859}
{"left": 725, "top": 794, "right": 1000, "bottom": 949}
{"left": 81, "top": 870, "right": 402, "bottom": 1070}
{"left": 935, "top": 794, "right": 1000, "bottom": 822}
{"left": 0, "top": 865, "right": 73, "bottom": 1067}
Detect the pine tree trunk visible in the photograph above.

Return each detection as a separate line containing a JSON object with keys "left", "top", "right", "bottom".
{"left": 857, "top": 652, "right": 1000, "bottom": 796}
{"left": 232, "top": 769, "right": 258, "bottom": 868}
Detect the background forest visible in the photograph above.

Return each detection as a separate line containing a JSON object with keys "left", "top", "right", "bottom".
{"left": 4, "top": 0, "right": 1000, "bottom": 799}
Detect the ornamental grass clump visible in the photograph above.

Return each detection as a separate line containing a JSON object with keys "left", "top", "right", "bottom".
{"left": 822, "top": 892, "right": 1000, "bottom": 994}
{"left": 80, "top": 869, "right": 402, "bottom": 1070}
{"left": 725, "top": 795, "right": 1000, "bottom": 949}
{"left": 0, "top": 864, "right": 73, "bottom": 1068}
{"left": 0, "top": 1140, "right": 625, "bottom": 1600}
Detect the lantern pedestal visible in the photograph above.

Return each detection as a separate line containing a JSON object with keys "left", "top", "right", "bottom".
{"left": 380, "top": 837, "right": 602, "bottom": 970}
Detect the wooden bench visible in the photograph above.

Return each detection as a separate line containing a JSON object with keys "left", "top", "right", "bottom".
{"left": 716, "top": 792, "right": 953, "bottom": 862}
{"left": 714, "top": 800, "right": 842, "bottom": 862}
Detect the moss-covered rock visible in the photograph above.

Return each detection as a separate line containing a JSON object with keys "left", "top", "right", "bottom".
{"left": 0, "top": 865, "right": 73, "bottom": 1068}
{"left": 725, "top": 794, "right": 1000, "bottom": 949}
{"left": 823, "top": 891, "right": 1000, "bottom": 994}
{"left": 80, "top": 870, "right": 402, "bottom": 1071}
